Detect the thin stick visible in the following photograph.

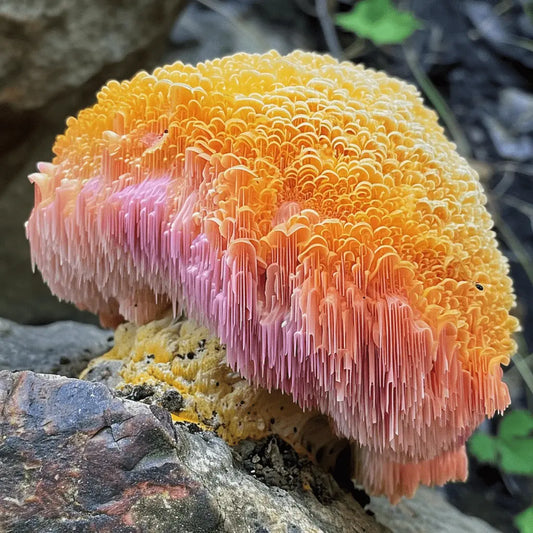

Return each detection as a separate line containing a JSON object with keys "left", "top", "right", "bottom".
{"left": 315, "top": 0, "right": 344, "bottom": 59}
{"left": 403, "top": 45, "right": 472, "bottom": 158}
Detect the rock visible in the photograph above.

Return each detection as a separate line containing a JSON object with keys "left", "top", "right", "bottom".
{"left": 499, "top": 88, "right": 533, "bottom": 135}
{"left": 0, "top": 0, "right": 187, "bottom": 112}
{"left": 369, "top": 486, "right": 500, "bottom": 533}
{"left": 0, "top": 370, "right": 381, "bottom": 533}
{"left": 0, "top": 169, "right": 100, "bottom": 325}
{"left": 464, "top": 1, "right": 533, "bottom": 69}
{"left": 479, "top": 87, "right": 533, "bottom": 162}
{"left": 482, "top": 114, "right": 533, "bottom": 162}
{"left": 0, "top": 317, "right": 112, "bottom": 377}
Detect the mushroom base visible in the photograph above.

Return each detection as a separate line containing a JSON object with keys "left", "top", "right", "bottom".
{"left": 82, "top": 313, "right": 469, "bottom": 503}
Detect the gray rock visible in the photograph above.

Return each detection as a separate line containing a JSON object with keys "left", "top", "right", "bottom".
{"left": 464, "top": 1, "right": 533, "bottom": 68}
{"left": 0, "top": 317, "right": 112, "bottom": 377}
{"left": 83, "top": 357, "right": 127, "bottom": 390}
{"left": 0, "top": 0, "right": 188, "bottom": 111}
{"left": 482, "top": 114, "right": 533, "bottom": 162}
{"left": 0, "top": 367, "right": 502, "bottom": 532}
{"left": 499, "top": 88, "right": 533, "bottom": 135}
{"left": 0, "top": 370, "right": 382, "bottom": 533}
{"left": 369, "top": 486, "right": 500, "bottom": 533}
{"left": 0, "top": 150, "right": 101, "bottom": 325}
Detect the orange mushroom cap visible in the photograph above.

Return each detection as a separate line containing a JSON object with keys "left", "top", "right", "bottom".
{"left": 26, "top": 50, "right": 518, "bottom": 502}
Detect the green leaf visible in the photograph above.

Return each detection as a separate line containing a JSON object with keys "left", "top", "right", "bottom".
{"left": 498, "top": 410, "right": 533, "bottom": 440}
{"left": 515, "top": 505, "right": 533, "bottom": 533}
{"left": 468, "top": 432, "right": 498, "bottom": 464}
{"left": 336, "top": 0, "right": 421, "bottom": 46}
{"left": 469, "top": 412, "right": 533, "bottom": 474}
{"left": 498, "top": 439, "right": 533, "bottom": 475}
{"left": 497, "top": 411, "right": 533, "bottom": 475}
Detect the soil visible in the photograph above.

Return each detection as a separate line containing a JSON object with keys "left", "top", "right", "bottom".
{"left": 233, "top": 435, "right": 373, "bottom": 512}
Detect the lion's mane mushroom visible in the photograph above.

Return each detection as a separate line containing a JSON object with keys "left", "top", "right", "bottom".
{"left": 26, "top": 50, "right": 518, "bottom": 502}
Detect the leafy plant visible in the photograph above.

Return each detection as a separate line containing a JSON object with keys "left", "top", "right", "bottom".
{"left": 335, "top": 0, "right": 421, "bottom": 46}
{"left": 516, "top": 506, "right": 533, "bottom": 533}
{"left": 469, "top": 410, "right": 533, "bottom": 533}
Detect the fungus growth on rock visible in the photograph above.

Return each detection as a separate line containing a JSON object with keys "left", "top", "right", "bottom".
{"left": 86, "top": 314, "right": 346, "bottom": 471}
{"left": 27, "top": 50, "right": 518, "bottom": 502}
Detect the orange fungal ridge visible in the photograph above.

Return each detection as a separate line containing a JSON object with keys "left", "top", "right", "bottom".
{"left": 26, "top": 50, "right": 518, "bottom": 502}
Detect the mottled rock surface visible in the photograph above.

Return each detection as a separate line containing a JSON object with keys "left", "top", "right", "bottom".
{"left": 369, "top": 487, "right": 500, "bottom": 533}
{"left": 0, "top": 317, "right": 112, "bottom": 376}
{"left": 0, "top": 350, "right": 505, "bottom": 532}
{"left": 0, "top": 370, "right": 382, "bottom": 533}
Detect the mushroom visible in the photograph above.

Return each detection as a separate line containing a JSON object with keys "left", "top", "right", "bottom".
{"left": 26, "top": 50, "right": 518, "bottom": 502}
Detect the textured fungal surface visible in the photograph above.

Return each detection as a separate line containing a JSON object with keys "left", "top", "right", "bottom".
{"left": 27, "top": 50, "right": 518, "bottom": 502}
{"left": 88, "top": 314, "right": 346, "bottom": 467}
